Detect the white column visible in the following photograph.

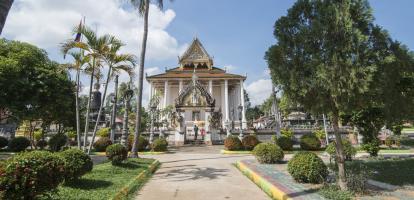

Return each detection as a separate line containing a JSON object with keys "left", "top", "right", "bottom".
{"left": 179, "top": 80, "right": 183, "bottom": 94}
{"left": 163, "top": 80, "right": 168, "bottom": 108}
{"left": 224, "top": 80, "right": 229, "bottom": 122}
{"left": 208, "top": 80, "right": 213, "bottom": 94}
{"left": 148, "top": 81, "right": 153, "bottom": 103}
{"left": 240, "top": 79, "right": 246, "bottom": 129}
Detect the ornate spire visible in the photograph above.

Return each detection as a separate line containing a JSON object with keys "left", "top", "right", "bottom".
{"left": 179, "top": 38, "right": 213, "bottom": 70}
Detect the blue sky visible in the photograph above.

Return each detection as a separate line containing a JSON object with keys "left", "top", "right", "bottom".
{"left": 3, "top": 0, "right": 414, "bottom": 106}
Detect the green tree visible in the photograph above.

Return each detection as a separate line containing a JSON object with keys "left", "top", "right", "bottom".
{"left": 128, "top": 0, "right": 173, "bottom": 158}
{"left": 265, "top": 0, "right": 398, "bottom": 189}
{"left": 0, "top": 0, "right": 14, "bottom": 34}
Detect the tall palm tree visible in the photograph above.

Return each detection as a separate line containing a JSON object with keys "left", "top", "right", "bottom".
{"left": 129, "top": 0, "right": 172, "bottom": 158}
{"left": 61, "top": 52, "right": 90, "bottom": 148}
{"left": 0, "top": 0, "right": 14, "bottom": 35}
{"left": 62, "top": 25, "right": 113, "bottom": 151}
{"left": 87, "top": 42, "right": 136, "bottom": 154}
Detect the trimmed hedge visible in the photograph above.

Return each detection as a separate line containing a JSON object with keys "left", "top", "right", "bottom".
{"left": 287, "top": 152, "right": 328, "bottom": 183}
{"left": 151, "top": 138, "right": 168, "bottom": 152}
{"left": 59, "top": 149, "right": 93, "bottom": 181}
{"left": 224, "top": 136, "right": 242, "bottom": 151}
{"left": 128, "top": 135, "right": 149, "bottom": 151}
{"left": 36, "top": 140, "right": 48, "bottom": 149}
{"left": 273, "top": 136, "right": 293, "bottom": 151}
{"left": 0, "top": 151, "right": 66, "bottom": 199}
{"left": 8, "top": 136, "right": 31, "bottom": 152}
{"left": 106, "top": 144, "right": 128, "bottom": 165}
{"left": 93, "top": 137, "right": 112, "bottom": 152}
{"left": 0, "top": 136, "right": 8, "bottom": 148}
{"left": 242, "top": 135, "right": 260, "bottom": 150}
{"left": 300, "top": 134, "right": 321, "bottom": 150}
{"left": 49, "top": 133, "right": 68, "bottom": 152}
{"left": 97, "top": 127, "right": 110, "bottom": 137}
{"left": 325, "top": 139, "right": 356, "bottom": 161}
{"left": 252, "top": 143, "right": 284, "bottom": 164}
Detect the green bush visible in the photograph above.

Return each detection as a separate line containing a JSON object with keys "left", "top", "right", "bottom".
{"left": 93, "top": 137, "right": 113, "bottom": 152}
{"left": 36, "top": 140, "right": 48, "bottom": 149}
{"left": 345, "top": 162, "right": 371, "bottom": 194}
{"left": 8, "top": 136, "right": 31, "bottom": 152}
{"left": 300, "top": 134, "right": 321, "bottom": 150}
{"left": 97, "top": 127, "right": 110, "bottom": 138}
{"left": 325, "top": 139, "right": 356, "bottom": 161}
{"left": 287, "top": 152, "right": 328, "bottom": 183}
{"left": 48, "top": 133, "right": 68, "bottom": 152}
{"left": 34, "top": 130, "right": 44, "bottom": 141}
{"left": 273, "top": 136, "right": 293, "bottom": 151}
{"left": 400, "top": 137, "right": 414, "bottom": 147}
{"left": 128, "top": 135, "right": 149, "bottom": 151}
{"left": 151, "top": 138, "right": 168, "bottom": 152}
{"left": 241, "top": 135, "right": 260, "bottom": 150}
{"left": 252, "top": 143, "right": 284, "bottom": 164}
{"left": 106, "top": 144, "right": 128, "bottom": 165}
{"left": 362, "top": 139, "right": 380, "bottom": 157}
{"left": 224, "top": 136, "right": 242, "bottom": 151}
{"left": 313, "top": 129, "right": 326, "bottom": 140}
{"left": 385, "top": 137, "right": 393, "bottom": 148}
{"left": 0, "top": 136, "right": 8, "bottom": 148}
{"left": 58, "top": 149, "right": 93, "bottom": 181}
{"left": 281, "top": 128, "right": 294, "bottom": 138}
{"left": 319, "top": 185, "right": 354, "bottom": 200}
{"left": 0, "top": 151, "right": 65, "bottom": 199}
{"left": 66, "top": 130, "right": 77, "bottom": 140}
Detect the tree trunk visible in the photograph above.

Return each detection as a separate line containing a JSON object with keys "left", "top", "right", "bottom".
{"left": 0, "top": 0, "right": 13, "bottom": 35}
{"left": 332, "top": 113, "right": 348, "bottom": 190}
{"left": 131, "top": 0, "right": 150, "bottom": 158}
{"left": 83, "top": 58, "right": 95, "bottom": 151}
{"left": 87, "top": 66, "right": 112, "bottom": 154}
{"left": 75, "top": 68, "right": 81, "bottom": 149}
{"left": 110, "top": 75, "right": 119, "bottom": 141}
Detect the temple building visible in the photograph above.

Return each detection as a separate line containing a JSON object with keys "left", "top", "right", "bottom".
{"left": 146, "top": 38, "right": 247, "bottom": 145}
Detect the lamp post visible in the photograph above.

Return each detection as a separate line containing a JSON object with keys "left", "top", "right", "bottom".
{"left": 120, "top": 86, "right": 133, "bottom": 146}
{"left": 149, "top": 104, "right": 157, "bottom": 144}
{"left": 238, "top": 104, "right": 244, "bottom": 140}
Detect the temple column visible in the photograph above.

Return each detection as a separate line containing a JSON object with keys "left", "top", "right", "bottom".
{"left": 179, "top": 80, "right": 183, "bottom": 94}
{"left": 148, "top": 81, "right": 153, "bottom": 102}
{"left": 240, "top": 79, "right": 247, "bottom": 129}
{"left": 208, "top": 80, "right": 213, "bottom": 94}
{"left": 224, "top": 79, "right": 230, "bottom": 136}
{"left": 163, "top": 80, "right": 168, "bottom": 108}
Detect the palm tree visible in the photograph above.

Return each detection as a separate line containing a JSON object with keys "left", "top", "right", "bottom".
{"left": 0, "top": 0, "right": 14, "bottom": 35}
{"left": 87, "top": 41, "right": 136, "bottom": 154}
{"left": 62, "top": 25, "right": 113, "bottom": 151}
{"left": 61, "top": 52, "right": 90, "bottom": 148}
{"left": 129, "top": 0, "right": 172, "bottom": 158}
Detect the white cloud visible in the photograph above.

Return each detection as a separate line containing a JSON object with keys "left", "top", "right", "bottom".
{"left": 245, "top": 79, "right": 272, "bottom": 106}
{"left": 3, "top": 0, "right": 184, "bottom": 62}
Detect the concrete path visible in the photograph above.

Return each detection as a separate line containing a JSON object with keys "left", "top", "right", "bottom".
{"left": 135, "top": 145, "right": 270, "bottom": 200}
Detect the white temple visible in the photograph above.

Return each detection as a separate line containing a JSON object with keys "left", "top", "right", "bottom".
{"left": 146, "top": 38, "right": 247, "bottom": 145}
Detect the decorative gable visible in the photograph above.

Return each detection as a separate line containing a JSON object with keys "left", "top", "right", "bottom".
{"left": 179, "top": 38, "right": 213, "bottom": 69}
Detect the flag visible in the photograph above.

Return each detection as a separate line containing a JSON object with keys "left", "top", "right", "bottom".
{"left": 74, "top": 20, "right": 82, "bottom": 42}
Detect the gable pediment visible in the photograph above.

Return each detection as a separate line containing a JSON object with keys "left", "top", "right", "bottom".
{"left": 179, "top": 38, "right": 213, "bottom": 69}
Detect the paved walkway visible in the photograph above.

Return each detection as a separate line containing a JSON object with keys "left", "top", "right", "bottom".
{"left": 135, "top": 145, "right": 270, "bottom": 200}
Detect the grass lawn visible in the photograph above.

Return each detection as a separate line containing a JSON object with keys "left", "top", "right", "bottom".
{"left": 45, "top": 158, "right": 155, "bottom": 200}
{"left": 354, "top": 159, "right": 414, "bottom": 186}
{"left": 357, "top": 149, "right": 413, "bottom": 154}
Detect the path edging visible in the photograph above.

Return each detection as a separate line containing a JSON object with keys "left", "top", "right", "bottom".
{"left": 235, "top": 160, "right": 292, "bottom": 200}
{"left": 111, "top": 159, "right": 160, "bottom": 200}
{"left": 221, "top": 150, "right": 252, "bottom": 154}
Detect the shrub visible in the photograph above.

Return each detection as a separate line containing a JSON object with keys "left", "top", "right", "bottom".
{"left": 300, "top": 133, "right": 321, "bottom": 150}
{"left": 93, "top": 137, "right": 113, "bottom": 152}
{"left": 128, "top": 135, "right": 149, "bottom": 151}
{"left": 325, "top": 139, "right": 357, "bottom": 161}
{"left": 0, "top": 136, "right": 8, "bottom": 148}
{"left": 345, "top": 162, "right": 371, "bottom": 194}
{"left": 362, "top": 139, "right": 380, "bottom": 157}
{"left": 59, "top": 149, "right": 93, "bottom": 181}
{"left": 34, "top": 130, "right": 44, "bottom": 141}
{"left": 49, "top": 133, "right": 68, "bottom": 152}
{"left": 106, "top": 144, "right": 128, "bottom": 165}
{"left": 151, "top": 138, "right": 168, "bottom": 152}
{"left": 224, "top": 136, "right": 242, "bottom": 151}
{"left": 36, "top": 140, "right": 48, "bottom": 149}
{"left": 8, "top": 136, "right": 31, "bottom": 152}
{"left": 0, "top": 151, "right": 65, "bottom": 199}
{"left": 313, "top": 129, "right": 326, "bottom": 140}
{"left": 385, "top": 137, "right": 393, "bottom": 148}
{"left": 97, "top": 127, "right": 110, "bottom": 138}
{"left": 281, "top": 128, "right": 294, "bottom": 138}
{"left": 319, "top": 185, "right": 354, "bottom": 200}
{"left": 66, "top": 130, "right": 77, "bottom": 140}
{"left": 241, "top": 135, "right": 260, "bottom": 150}
{"left": 400, "top": 137, "right": 414, "bottom": 147}
{"left": 273, "top": 136, "right": 293, "bottom": 151}
{"left": 252, "top": 143, "right": 284, "bottom": 164}
{"left": 395, "top": 137, "right": 401, "bottom": 147}
{"left": 288, "top": 152, "right": 328, "bottom": 183}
